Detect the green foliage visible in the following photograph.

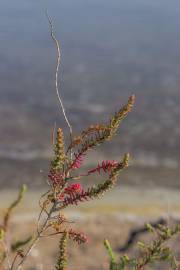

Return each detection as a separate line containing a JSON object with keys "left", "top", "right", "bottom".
{"left": 0, "top": 185, "right": 28, "bottom": 268}
{"left": 104, "top": 224, "right": 180, "bottom": 270}
{"left": 3, "top": 184, "right": 27, "bottom": 230}
{"left": 56, "top": 232, "right": 68, "bottom": 270}
{"left": 51, "top": 128, "right": 66, "bottom": 171}
{"left": 68, "top": 96, "right": 135, "bottom": 156}
{"left": 11, "top": 236, "right": 32, "bottom": 252}
{"left": 104, "top": 239, "right": 117, "bottom": 270}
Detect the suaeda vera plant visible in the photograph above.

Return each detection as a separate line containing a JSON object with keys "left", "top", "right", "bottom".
{"left": 0, "top": 88, "right": 135, "bottom": 270}
{"left": 0, "top": 14, "right": 135, "bottom": 270}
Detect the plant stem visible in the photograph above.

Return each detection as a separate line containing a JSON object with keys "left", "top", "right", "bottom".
{"left": 14, "top": 204, "right": 56, "bottom": 270}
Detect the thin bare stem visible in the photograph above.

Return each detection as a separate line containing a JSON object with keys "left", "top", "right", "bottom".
{"left": 41, "top": 231, "right": 64, "bottom": 238}
{"left": 51, "top": 121, "right": 57, "bottom": 145}
{"left": 46, "top": 11, "right": 73, "bottom": 159}
{"left": 15, "top": 203, "right": 57, "bottom": 270}
{"left": 10, "top": 253, "right": 20, "bottom": 270}
{"left": 1, "top": 240, "right": 11, "bottom": 269}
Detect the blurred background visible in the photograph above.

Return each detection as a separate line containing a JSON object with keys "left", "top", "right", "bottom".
{"left": 0, "top": 0, "right": 180, "bottom": 269}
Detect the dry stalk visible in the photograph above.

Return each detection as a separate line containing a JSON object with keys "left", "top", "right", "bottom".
{"left": 46, "top": 11, "right": 73, "bottom": 158}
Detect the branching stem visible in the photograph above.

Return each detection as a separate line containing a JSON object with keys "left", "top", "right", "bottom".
{"left": 15, "top": 203, "right": 57, "bottom": 270}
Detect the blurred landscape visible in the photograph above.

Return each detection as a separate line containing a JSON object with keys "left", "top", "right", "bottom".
{"left": 0, "top": 1, "right": 180, "bottom": 269}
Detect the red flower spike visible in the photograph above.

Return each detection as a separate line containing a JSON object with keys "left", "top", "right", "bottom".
{"left": 57, "top": 193, "right": 65, "bottom": 200}
{"left": 48, "top": 169, "right": 64, "bottom": 186}
{"left": 70, "top": 153, "right": 85, "bottom": 170}
{"left": 68, "top": 229, "right": 88, "bottom": 244}
{"left": 88, "top": 160, "right": 118, "bottom": 175}
{"left": 57, "top": 183, "right": 82, "bottom": 201}
{"left": 62, "top": 189, "right": 89, "bottom": 207}
{"left": 64, "top": 183, "right": 82, "bottom": 195}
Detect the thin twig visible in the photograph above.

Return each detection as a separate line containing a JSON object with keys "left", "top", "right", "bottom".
{"left": 52, "top": 121, "right": 57, "bottom": 145}
{"left": 15, "top": 203, "right": 57, "bottom": 270}
{"left": 10, "top": 253, "right": 19, "bottom": 270}
{"left": 40, "top": 231, "right": 63, "bottom": 238}
{"left": 46, "top": 11, "right": 73, "bottom": 159}
{"left": 1, "top": 240, "right": 11, "bottom": 269}
{"left": 37, "top": 190, "right": 52, "bottom": 233}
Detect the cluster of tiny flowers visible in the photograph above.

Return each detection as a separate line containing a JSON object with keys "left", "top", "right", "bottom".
{"left": 68, "top": 229, "right": 89, "bottom": 244}
{"left": 64, "top": 183, "right": 82, "bottom": 194}
{"left": 88, "top": 160, "right": 118, "bottom": 175}
{"left": 48, "top": 169, "right": 64, "bottom": 186}
{"left": 70, "top": 153, "right": 85, "bottom": 170}
{"left": 58, "top": 183, "right": 82, "bottom": 200}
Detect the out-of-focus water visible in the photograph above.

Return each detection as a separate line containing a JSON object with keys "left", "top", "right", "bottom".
{"left": 0, "top": 0, "right": 180, "bottom": 187}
